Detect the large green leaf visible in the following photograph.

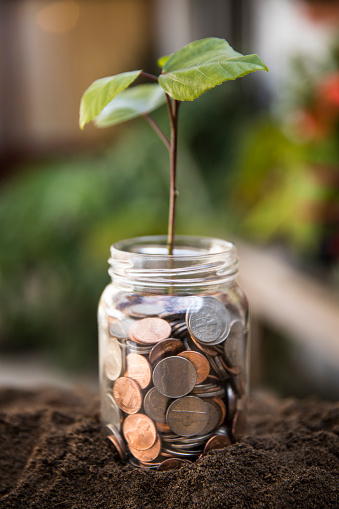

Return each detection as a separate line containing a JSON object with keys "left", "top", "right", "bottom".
{"left": 94, "top": 84, "right": 166, "bottom": 128}
{"left": 79, "top": 70, "right": 141, "bottom": 129}
{"left": 158, "top": 38, "right": 268, "bottom": 101}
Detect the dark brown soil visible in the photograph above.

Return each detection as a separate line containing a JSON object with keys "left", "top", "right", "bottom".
{"left": 0, "top": 387, "right": 338, "bottom": 509}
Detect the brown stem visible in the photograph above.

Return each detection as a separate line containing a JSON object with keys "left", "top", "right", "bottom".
{"left": 167, "top": 98, "right": 180, "bottom": 255}
{"left": 143, "top": 114, "right": 170, "bottom": 151}
{"left": 140, "top": 71, "right": 159, "bottom": 83}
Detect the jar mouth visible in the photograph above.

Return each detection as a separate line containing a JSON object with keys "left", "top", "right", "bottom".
{"left": 112, "top": 235, "right": 236, "bottom": 258}
{"left": 109, "top": 235, "right": 238, "bottom": 289}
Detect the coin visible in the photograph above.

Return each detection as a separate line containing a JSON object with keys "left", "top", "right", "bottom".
{"left": 224, "top": 320, "right": 246, "bottom": 367}
{"left": 104, "top": 339, "right": 122, "bottom": 381}
{"left": 128, "top": 303, "right": 164, "bottom": 318}
{"left": 232, "top": 410, "right": 247, "bottom": 442}
{"left": 162, "top": 447, "right": 200, "bottom": 458}
{"left": 199, "top": 398, "right": 224, "bottom": 435}
{"left": 128, "top": 434, "right": 161, "bottom": 462}
{"left": 166, "top": 396, "right": 209, "bottom": 437}
{"left": 155, "top": 421, "right": 171, "bottom": 433}
{"left": 178, "top": 351, "right": 210, "bottom": 384}
{"left": 123, "top": 413, "right": 157, "bottom": 450}
{"left": 203, "top": 434, "right": 232, "bottom": 454}
{"left": 230, "top": 372, "right": 246, "bottom": 398}
{"left": 225, "top": 382, "right": 237, "bottom": 421}
{"left": 106, "top": 424, "right": 127, "bottom": 461}
{"left": 113, "top": 377, "right": 142, "bottom": 414}
{"left": 188, "top": 334, "right": 221, "bottom": 357}
{"left": 157, "top": 458, "right": 191, "bottom": 470}
{"left": 149, "top": 338, "right": 185, "bottom": 365}
{"left": 186, "top": 296, "right": 231, "bottom": 345}
{"left": 144, "top": 387, "right": 170, "bottom": 423}
{"left": 153, "top": 356, "right": 197, "bottom": 398}
{"left": 129, "top": 317, "right": 171, "bottom": 344}
{"left": 108, "top": 316, "right": 134, "bottom": 339}
{"left": 125, "top": 353, "right": 152, "bottom": 389}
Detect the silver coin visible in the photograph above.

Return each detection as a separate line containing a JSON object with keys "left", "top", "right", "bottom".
{"left": 162, "top": 447, "right": 200, "bottom": 458}
{"left": 108, "top": 317, "right": 134, "bottom": 339}
{"left": 152, "top": 356, "right": 197, "bottom": 398}
{"left": 186, "top": 296, "right": 231, "bottom": 345}
{"left": 199, "top": 399, "right": 223, "bottom": 435}
{"left": 104, "top": 339, "right": 122, "bottom": 381}
{"left": 144, "top": 387, "right": 170, "bottom": 424}
{"left": 166, "top": 396, "right": 209, "bottom": 437}
{"left": 224, "top": 320, "right": 246, "bottom": 367}
{"left": 128, "top": 303, "right": 165, "bottom": 318}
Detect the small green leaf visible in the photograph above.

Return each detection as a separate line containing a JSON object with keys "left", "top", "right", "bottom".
{"left": 157, "top": 54, "right": 170, "bottom": 69}
{"left": 158, "top": 37, "right": 268, "bottom": 101}
{"left": 79, "top": 70, "right": 141, "bottom": 129}
{"left": 94, "top": 84, "right": 166, "bottom": 128}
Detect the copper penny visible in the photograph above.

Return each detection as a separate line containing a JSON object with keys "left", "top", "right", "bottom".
{"left": 219, "top": 355, "right": 241, "bottom": 376}
{"left": 124, "top": 353, "right": 152, "bottom": 389}
{"left": 203, "top": 434, "right": 232, "bottom": 454}
{"left": 231, "top": 373, "right": 246, "bottom": 398}
{"left": 106, "top": 424, "right": 127, "bottom": 461}
{"left": 157, "top": 458, "right": 191, "bottom": 470}
{"left": 178, "top": 351, "right": 210, "bottom": 384}
{"left": 128, "top": 317, "right": 171, "bottom": 345}
{"left": 149, "top": 338, "right": 184, "bottom": 365}
{"left": 153, "top": 356, "right": 197, "bottom": 398}
{"left": 108, "top": 435, "right": 126, "bottom": 462}
{"left": 189, "top": 334, "right": 221, "bottom": 357}
{"left": 166, "top": 396, "right": 209, "bottom": 437}
{"left": 128, "top": 434, "right": 161, "bottom": 462}
{"left": 232, "top": 410, "right": 247, "bottom": 442}
{"left": 112, "top": 377, "right": 142, "bottom": 414}
{"left": 144, "top": 387, "right": 170, "bottom": 423}
{"left": 123, "top": 413, "right": 157, "bottom": 450}
{"left": 155, "top": 421, "right": 171, "bottom": 433}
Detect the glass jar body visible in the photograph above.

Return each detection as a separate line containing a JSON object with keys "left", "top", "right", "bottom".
{"left": 98, "top": 236, "right": 249, "bottom": 468}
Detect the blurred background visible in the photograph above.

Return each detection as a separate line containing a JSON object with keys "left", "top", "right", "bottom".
{"left": 0, "top": 0, "right": 338, "bottom": 398}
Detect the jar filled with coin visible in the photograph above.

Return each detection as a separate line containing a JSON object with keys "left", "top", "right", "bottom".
{"left": 98, "top": 235, "right": 249, "bottom": 469}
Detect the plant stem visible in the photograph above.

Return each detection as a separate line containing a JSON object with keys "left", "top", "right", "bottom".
{"left": 140, "top": 71, "right": 159, "bottom": 83}
{"left": 140, "top": 72, "right": 180, "bottom": 255}
{"left": 167, "top": 98, "right": 180, "bottom": 255}
{"left": 143, "top": 114, "right": 170, "bottom": 151}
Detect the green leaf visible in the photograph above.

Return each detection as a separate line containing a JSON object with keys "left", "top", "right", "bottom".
{"left": 79, "top": 70, "right": 141, "bottom": 129}
{"left": 94, "top": 84, "right": 167, "bottom": 128}
{"left": 158, "top": 37, "right": 268, "bottom": 101}
{"left": 157, "top": 54, "right": 170, "bottom": 69}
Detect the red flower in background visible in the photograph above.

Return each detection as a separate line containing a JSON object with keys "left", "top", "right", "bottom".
{"left": 293, "top": 72, "right": 339, "bottom": 141}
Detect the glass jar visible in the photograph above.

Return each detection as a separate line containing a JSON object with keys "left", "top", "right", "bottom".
{"left": 98, "top": 235, "right": 249, "bottom": 469}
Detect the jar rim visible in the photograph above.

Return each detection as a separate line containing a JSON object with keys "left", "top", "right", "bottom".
{"left": 111, "top": 235, "right": 236, "bottom": 260}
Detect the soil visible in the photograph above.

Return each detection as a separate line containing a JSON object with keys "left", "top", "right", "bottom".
{"left": 0, "top": 387, "right": 338, "bottom": 509}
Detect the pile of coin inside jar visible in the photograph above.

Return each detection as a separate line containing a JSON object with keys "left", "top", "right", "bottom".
{"left": 101, "top": 293, "right": 248, "bottom": 470}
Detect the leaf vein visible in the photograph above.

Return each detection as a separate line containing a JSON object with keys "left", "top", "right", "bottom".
{"left": 195, "top": 67, "right": 213, "bottom": 81}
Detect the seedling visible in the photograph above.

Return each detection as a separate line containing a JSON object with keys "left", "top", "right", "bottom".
{"left": 80, "top": 37, "right": 267, "bottom": 253}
